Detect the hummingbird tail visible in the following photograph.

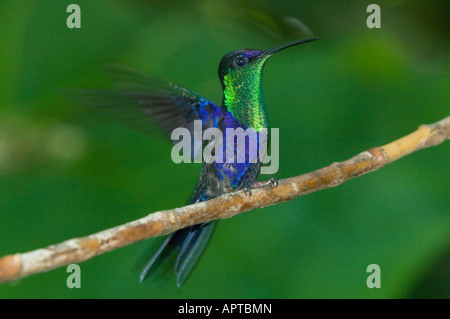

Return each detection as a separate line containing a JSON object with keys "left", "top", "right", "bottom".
{"left": 140, "top": 221, "right": 215, "bottom": 287}
{"left": 139, "top": 233, "right": 175, "bottom": 283}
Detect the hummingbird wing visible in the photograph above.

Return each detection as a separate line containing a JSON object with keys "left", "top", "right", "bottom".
{"left": 101, "top": 63, "right": 222, "bottom": 140}
{"left": 66, "top": 63, "right": 223, "bottom": 161}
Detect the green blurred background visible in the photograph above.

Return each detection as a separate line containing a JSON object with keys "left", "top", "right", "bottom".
{"left": 0, "top": 0, "right": 449, "bottom": 298}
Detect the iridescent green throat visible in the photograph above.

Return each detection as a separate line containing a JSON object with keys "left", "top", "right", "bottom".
{"left": 222, "top": 58, "right": 269, "bottom": 131}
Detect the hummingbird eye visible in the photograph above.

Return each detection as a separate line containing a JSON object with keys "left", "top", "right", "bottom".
{"left": 234, "top": 56, "right": 248, "bottom": 67}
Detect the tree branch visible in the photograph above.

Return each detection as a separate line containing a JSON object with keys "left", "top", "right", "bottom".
{"left": 0, "top": 116, "right": 449, "bottom": 284}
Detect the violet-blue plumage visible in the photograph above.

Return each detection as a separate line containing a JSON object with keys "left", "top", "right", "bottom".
{"left": 243, "top": 49, "right": 264, "bottom": 58}
{"left": 91, "top": 37, "right": 317, "bottom": 287}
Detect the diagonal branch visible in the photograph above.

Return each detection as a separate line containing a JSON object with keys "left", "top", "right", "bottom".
{"left": 0, "top": 116, "right": 449, "bottom": 284}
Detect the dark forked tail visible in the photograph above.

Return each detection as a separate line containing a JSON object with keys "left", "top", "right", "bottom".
{"left": 139, "top": 221, "right": 215, "bottom": 287}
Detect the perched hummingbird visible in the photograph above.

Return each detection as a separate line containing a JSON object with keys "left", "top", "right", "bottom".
{"left": 81, "top": 37, "right": 316, "bottom": 287}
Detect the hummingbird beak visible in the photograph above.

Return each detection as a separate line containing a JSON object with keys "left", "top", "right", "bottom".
{"left": 263, "top": 37, "right": 317, "bottom": 57}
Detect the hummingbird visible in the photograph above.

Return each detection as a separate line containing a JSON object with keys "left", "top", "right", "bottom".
{"left": 81, "top": 37, "right": 316, "bottom": 287}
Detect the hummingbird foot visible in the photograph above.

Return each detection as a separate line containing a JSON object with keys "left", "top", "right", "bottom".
{"left": 253, "top": 178, "right": 279, "bottom": 188}
{"left": 269, "top": 178, "right": 279, "bottom": 187}
{"left": 243, "top": 187, "right": 252, "bottom": 197}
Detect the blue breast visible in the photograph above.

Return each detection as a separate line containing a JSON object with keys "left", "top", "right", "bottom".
{"left": 214, "top": 112, "right": 263, "bottom": 189}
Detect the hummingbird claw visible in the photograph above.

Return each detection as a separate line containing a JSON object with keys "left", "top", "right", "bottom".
{"left": 252, "top": 178, "right": 279, "bottom": 188}
{"left": 243, "top": 187, "right": 252, "bottom": 197}
{"left": 269, "top": 178, "right": 279, "bottom": 187}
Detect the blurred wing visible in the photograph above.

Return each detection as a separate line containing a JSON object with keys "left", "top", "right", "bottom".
{"left": 66, "top": 64, "right": 223, "bottom": 143}
{"left": 101, "top": 63, "right": 222, "bottom": 138}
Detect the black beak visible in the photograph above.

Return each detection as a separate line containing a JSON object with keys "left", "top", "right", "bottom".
{"left": 264, "top": 37, "right": 317, "bottom": 56}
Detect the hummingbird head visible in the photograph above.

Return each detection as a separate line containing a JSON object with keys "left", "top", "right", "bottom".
{"left": 218, "top": 37, "right": 317, "bottom": 86}
{"left": 218, "top": 37, "right": 317, "bottom": 129}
